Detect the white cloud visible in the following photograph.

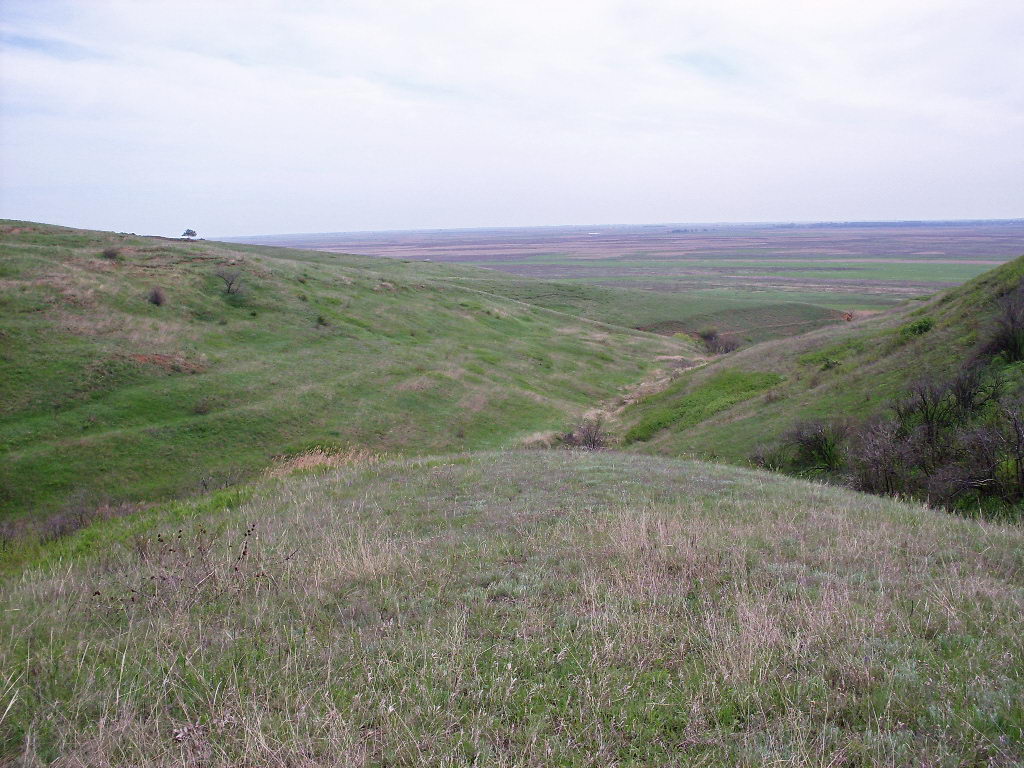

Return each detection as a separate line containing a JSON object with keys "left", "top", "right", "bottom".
{"left": 1, "top": 0, "right": 1021, "bottom": 235}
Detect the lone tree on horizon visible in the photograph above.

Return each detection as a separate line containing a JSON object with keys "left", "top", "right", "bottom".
{"left": 182, "top": 228, "right": 197, "bottom": 239}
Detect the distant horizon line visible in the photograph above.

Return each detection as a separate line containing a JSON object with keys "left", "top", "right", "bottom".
{"left": 219, "top": 217, "right": 1024, "bottom": 241}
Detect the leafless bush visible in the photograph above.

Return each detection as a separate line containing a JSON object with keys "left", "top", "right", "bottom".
{"left": 215, "top": 269, "right": 242, "bottom": 295}
{"left": 892, "top": 378, "right": 953, "bottom": 442}
{"left": 101, "top": 246, "right": 121, "bottom": 261}
{"left": 848, "top": 418, "right": 911, "bottom": 495}
{"left": 956, "top": 425, "right": 1003, "bottom": 491}
{"left": 147, "top": 286, "right": 166, "bottom": 306}
{"left": 997, "top": 398, "right": 1024, "bottom": 498}
{"left": 561, "top": 415, "right": 608, "bottom": 449}
{"left": 949, "top": 366, "right": 986, "bottom": 415}
{"left": 923, "top": 464, "right": 975, "bottom": 508}
{"left": 979, "top": 281, "right": 1024, "bottom": 362}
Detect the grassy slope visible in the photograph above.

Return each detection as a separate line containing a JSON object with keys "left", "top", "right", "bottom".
{"left": 433, "top": 272, "right": 845, "bottom": 343}
{"left": 3, "top": 451, "right": 1022, "bottom": 765}
{"left": 0, "top": 221, "right": 694, "bottom": 516}
{"left": 623, "top": 254, "right": 1024, "bottom": 462}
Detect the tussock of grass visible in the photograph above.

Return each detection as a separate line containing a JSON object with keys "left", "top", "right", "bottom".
{"left": 2, "top": 452, "right": 1022, "bottom": 765}
{"left": 624, "top": 369, "right": 782, "bottom": 443}
{"left": 264, "top": 445, "right": 386, "bottom": 478}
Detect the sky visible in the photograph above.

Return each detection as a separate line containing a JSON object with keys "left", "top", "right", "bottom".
{"left": 1, "top": 0, "right": 1022, "bottom": 237}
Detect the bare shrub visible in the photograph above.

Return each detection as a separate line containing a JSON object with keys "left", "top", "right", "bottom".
{"left": 562, "top": 415, "right": 608, "bottom": 449}
{"left": 955, "top": 425, "right": 1003, "bottom": 494}
{"left": 979, "top": 281, "right": 1024, "bottom": 361}
{"left": 215, "top": 269, "right": 242, "bottom": 295}
{"left": 997, "top": 398, "right": 1024, "bottom": 498}
{"left": 949, "top": 366, "right": 986, "bottom": 415}
{"left": 892, "top": 378, "right": 953, "bottom": 444}
{"left": 848, "top": 418, "right": 910, "bottom": 495}
{"left": 147, "top": 286, "right": 166, "bottom": 306}
{"left": 920, "top": 425, "right": 1003, "bottom": 507}
{"left": 101, "top": 246, "right": 121, "bottom": 261}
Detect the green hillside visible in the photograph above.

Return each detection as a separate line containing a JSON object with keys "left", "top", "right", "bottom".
{"left": 622, "top": 254, "right": 1024, "bottom": 510}
{"left": 3, "top": 451, "right": 1022, "bottom": 765}
{"left": 434, "top": 272, "right": 845, "bottom": 344}
{"left": 0, "top": 221, "right": 695, "bottom": 517}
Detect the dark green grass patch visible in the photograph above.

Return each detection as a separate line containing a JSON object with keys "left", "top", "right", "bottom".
{"left": 624, "top": 369, "right": 783, "bottom": 443}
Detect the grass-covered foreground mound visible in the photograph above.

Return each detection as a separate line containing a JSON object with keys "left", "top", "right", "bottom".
{"left": 3, "top": 452, "right": 1022, "bottom": 765}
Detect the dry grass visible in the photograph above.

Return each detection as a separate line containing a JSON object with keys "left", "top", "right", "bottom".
{"left": 264, "top": 446, "right": 386, "bottom": 478}
{"left": 2, "top": 452, "right": 1022, "bottom": 766}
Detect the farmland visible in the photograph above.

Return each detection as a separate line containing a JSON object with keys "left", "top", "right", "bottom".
{"left": 232, "top": 220, "right": 1024, "bottom": 313}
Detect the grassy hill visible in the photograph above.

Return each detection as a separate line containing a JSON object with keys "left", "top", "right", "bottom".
{"left": 3, "top": 223, "right": 1022, "bottom": 765}
{"left": 622, "top": 254, "right": 1024, "bottom": 466}
{"left": 0, "top": 221, "right": 696, "bottom": 517}
{"left": 3, "top": 450, "right": 1022, "bottom": 765}
{"left": 426, "top": 273, "right": 845, "bottom": 344}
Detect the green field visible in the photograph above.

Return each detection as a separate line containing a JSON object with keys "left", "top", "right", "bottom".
{"left": 433, "top": 275, "right": 846, "bottom": 342}
{"left": 243, "top": 222, "right": 1024, "bottom": 343}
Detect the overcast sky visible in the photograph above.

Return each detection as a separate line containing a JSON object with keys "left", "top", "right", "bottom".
{"left": 1, "top": 0, "right": 1022, "bottom": 237}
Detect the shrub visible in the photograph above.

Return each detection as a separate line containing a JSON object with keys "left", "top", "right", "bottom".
{"left": 101, "top": 246, "right": 121, "bottom": 261}
{"left": 892, "top": 378, "right": 954, "bottom": 443}
{"left": 697, "top": 328, "right": 740, "bottom": 354}
{"left": 316, "top": 315, "right": 329, "bottom": 327}
{"left": 996, "top": 398, "right": 1024, "bottom": 499}
{"left": 949, "top": 365, "right": 1002, "bottom": 416}
{"left": 147, "top": 287, "right": 166, "bottom": 306}
{"left": 750, "top": 444, "right": 787, "bottom": 471}
{"left": 848, "top": 418, "right": 911, "bottom": 495}
{"left": 561, "top": 415, "right": 608, "bottom": 450}
{"left": 782, "top": 419, "right": 848, "bottom": 472}
{"left": 215, "top": 269, "right": 242, "bottom": 295}
{"left": 899, "top": 317, "right": 935, "bottom": 339}
{"left": 979, "top": 281, "right": 1024, "bottom": 361}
